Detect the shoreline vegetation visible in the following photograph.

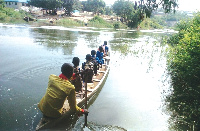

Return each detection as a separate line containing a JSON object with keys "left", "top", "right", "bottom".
{"left": 166, "top": 12, "right": 200, "bottom": 130}
{"left": 0, "top": 6, "right": 128, "bottom": 29}
{"left": 0, "top": 6, "right": 186, "bottom": 30}
{"left": 0, "top": 10, "right": 174, "bottom": 30}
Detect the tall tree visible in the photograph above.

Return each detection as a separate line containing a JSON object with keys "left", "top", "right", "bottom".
{"left": 134, "top": 0, "right": 178, "bottom": 17}
{"left": 113, "top": 0, "right": 139, "bottom": 25}
{"left": 113, "top": 0, "right": 178, "bottom": 28}
{"left": 105, "top": 6, "right": 113, "bottom": 15}
{"left": 29, "top": 0, "right": 63, "bottom": 14}
{"left": 62, "top": 0, "right": 81, "bottom": 16}
{"left": 81, "top": 0, "right": 105, "bottom": 15}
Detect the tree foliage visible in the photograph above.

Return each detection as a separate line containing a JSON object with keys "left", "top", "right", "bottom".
{"left": 29, "top": 0, "right": 63, "bottom": 10}
{"left": 29, "top": 0, "right": 81, "bottom": 16}
{"left": 166, "top": 12, "right": 200, "bottom": 130}
{"left": 112, "top": 0, "right": 178, "bottom": 28}
{"left": 62, "top": 0, "right": 81, "bottom": 16}
{"left": 104, "top": 6, "right": 113, "bottom": 16}
{"left": 134, "top": 0, "right": 178, "bottom": 17}
{"left": 81, "top": 0, "right": 105, "bottom": 14}
{"left": 113, "top": 0, "right": 141, "bottom": 28}
{"left": 0, "top": 0, "right": 5, "bottom": 9}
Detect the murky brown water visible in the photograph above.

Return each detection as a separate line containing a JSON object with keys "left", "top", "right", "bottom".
{"left": 0, "top": 24, "right": 175, "bottom": 130}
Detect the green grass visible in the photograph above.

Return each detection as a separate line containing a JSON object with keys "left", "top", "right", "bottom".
{"left": 139, "top": 17, "right": 163, "bottom": 29}
{"left": 88, "top": 15, "right": 127, "bottom": 29}
{"left": 55, "top": 18, "right": 83, "bottom": 27}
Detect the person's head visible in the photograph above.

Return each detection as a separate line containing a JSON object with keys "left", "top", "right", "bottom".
{"left": 86, "top": 54, "right": 91, "bottom": 61}
{"left": 91, "top": 50, "right": 96, "bottom": 56}
{"left": 72, "top": 57, "right": 80, "bottom": 67}
{"left": 104, "top": 41, "right": 107, "bottom": 45}
{"left": 61, "top": 63, "right": 73, "bottom": 79}
{"left": 99, "top": 46, "right": 103, "bottom": 52}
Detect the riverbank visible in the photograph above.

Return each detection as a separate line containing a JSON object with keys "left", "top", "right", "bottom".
{"left": 30, "top": 12, "right": 127, "bottom": 29}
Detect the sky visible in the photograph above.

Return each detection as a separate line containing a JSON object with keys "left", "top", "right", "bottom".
{"left": 104, "top": 0, "right": 200, "bottom": 12}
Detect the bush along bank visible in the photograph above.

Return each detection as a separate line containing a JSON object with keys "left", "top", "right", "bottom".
{"left": 0, "top": 6, "right": 31, "bottom": 23}
{"left": 166, "top": 12, "right": 200, "bottom": 131}
{"left": 88, "top": 16, "right": 127, "bottom": 29}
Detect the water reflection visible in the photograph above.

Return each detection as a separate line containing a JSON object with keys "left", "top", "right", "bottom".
{"left": 31, "top": 27, "right": 105, "bottom": 55}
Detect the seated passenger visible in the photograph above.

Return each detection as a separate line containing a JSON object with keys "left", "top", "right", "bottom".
{"left": 72, "top": 57, "right": 80, "bottom": 74}
{"left": 91, "top": 50, "right": 99, "bottom": 75}
{"left": 38, "top": 63, "right": 88, "bottom": 118}
{"left": 71, "top": 57, "right": 82, "bottom": 92}
{"left": 82, "top": 54, "right": 94, "bottom": 83}
{"left": 96, "top": 46, "right": 104, "bottom": 66}
{"left": 103, "top": 41, "right": 109, "bottom": 56}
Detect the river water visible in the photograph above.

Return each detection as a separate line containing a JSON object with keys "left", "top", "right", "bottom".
{"left": 0, "top": 24, "right": 175, "bottom": 131}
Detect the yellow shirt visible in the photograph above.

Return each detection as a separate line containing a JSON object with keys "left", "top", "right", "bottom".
{"left": 38, "top": 74, "right": 82, "bottom": 118}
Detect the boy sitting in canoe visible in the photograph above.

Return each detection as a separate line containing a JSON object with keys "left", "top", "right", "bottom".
{"left": 91, "top": 50, "right": 99, "bottom": 75}
{"left": 102, "top": 41, "right": 109, "bottom": 56}
{"left": 71, "top": 57, "right": 82, "bottom": 92}
{"left": 82, "top": 54, "right": 94, "bottom": 83}
{"left": 96, "top": 46, "right": 104, "bottom": 66}
{"left": 38, "top": 63, "right": 88, "bottom": 118}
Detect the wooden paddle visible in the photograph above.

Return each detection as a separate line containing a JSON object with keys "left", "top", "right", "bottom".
{"left": 84, "top": 70, "right": 88, "bottom": 127}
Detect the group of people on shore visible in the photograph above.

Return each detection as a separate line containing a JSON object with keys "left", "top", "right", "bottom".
{"left": 37, "top": 41, "right": 109, "bottom": 119}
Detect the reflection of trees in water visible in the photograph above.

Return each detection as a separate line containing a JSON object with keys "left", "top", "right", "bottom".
{"left": 110, "top": 31, "right": 140, "bottom": 56}
{"left": 110, "top": 43, "right": 134, "bottom": 57}
{"left": 80, "top": 32, "right": 100, "bottom": 48}
{"left": 110, "top": 31, "right": 168, "bottom": 58}
{"left": 31, "top": 28, "right": 78, "bottom": 55}
{"left": 62, "top": 43, "right": 75, "bottom": 55}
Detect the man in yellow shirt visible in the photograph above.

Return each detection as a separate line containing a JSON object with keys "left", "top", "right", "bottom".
{"left": 38, "top": 63, "right": 87, "bottom": 118}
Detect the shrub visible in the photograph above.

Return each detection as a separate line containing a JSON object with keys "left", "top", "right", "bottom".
{"left": 88, "top": 15, "right": 113, "bottom": 28}
{"left": 166, "top": 12, "right": 200, "bottom": 130}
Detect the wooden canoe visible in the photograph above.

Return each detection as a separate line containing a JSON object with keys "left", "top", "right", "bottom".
{"left": 36, "top": 57, "right": 110, "bottom": 130}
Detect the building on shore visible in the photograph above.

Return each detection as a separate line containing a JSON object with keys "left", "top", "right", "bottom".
{"left": 4, "top": 0, "right": 29, "bottom": 9}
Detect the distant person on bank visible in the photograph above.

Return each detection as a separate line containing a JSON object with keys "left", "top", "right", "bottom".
{"left": 38, "top": 63, "right": 88, "bottom": 118}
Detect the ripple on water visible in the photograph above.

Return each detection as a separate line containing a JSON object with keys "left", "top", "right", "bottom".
{"left": 71, "top": 118, "right": 127, "bottom": 131}
{"left": 85, "top": 122, "right": 127, "bottom": 131}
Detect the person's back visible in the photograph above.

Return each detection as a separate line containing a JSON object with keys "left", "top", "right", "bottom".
{"left": 103, "top": 41, "right": 109, "bottom": 56}
{"left": 82, "top": 54, "right": 94, "bottom": 83}
{"left": 96, "top": 46, "right": 104, "bottom": 65}
{"left": 72, "top": 57, "right": 80, "bottom": 74}
{"left": 90, "top": 50, "right": 99, "bottom": 75}
{"left": 71, "top": 57, "right": 82, "bottom": 92}
{"left": 38, "top": 63, "right": 87, "bottom": 118}
{"left": 83, "top": 54, "right": 94, "bottom": 70}
{"left": 38, "top": 74, "right": 77, "bottom": 118}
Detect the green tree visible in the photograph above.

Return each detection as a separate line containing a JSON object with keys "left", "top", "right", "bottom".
{"left": 62, "top": 0, "right": 81, "bottom": 16}
{"left": 134, "top": 0, "right": 178, "bottom": 17}
{"left": 112, "top": 0, "right": 178, "bottom": 28}
{"left": 113, "top": 0, "right": 140, "bottom": 27}
{"left": 112, "top": 0, "right": 127, "bottom": 17}
{"left": 105, "top": 6, "right": 113, "bottom": 15}
{"left": 81, "top": 0, "right": 105, "bottom": 15}
{"left": 29, "top": 0, "right": 63, "bottom": 14}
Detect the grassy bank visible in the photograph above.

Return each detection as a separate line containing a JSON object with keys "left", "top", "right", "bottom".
{"left": 55, "top": 15, "right": 127, "bottom": 29}
{"left": 139, "top": 17, "right": 164, "bottom": 29}
{"left": 55, "top": 18, "right": 84, "bottom": 27}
